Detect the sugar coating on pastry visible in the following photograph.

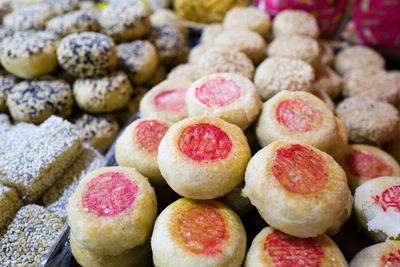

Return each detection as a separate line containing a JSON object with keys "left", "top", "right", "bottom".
{"left": 71, "top": 234, "right": 151, "bottom": 267}
{"left": 0, "top": 31, "right": 59, "bottom": 79}
{"left": 243, "top": 140, "right": 352, "bottom": 238}
{"left": 75, "top": 114, "right": 120, "bottom": 153}
{"left": 116, "top": 118, "right": 172, "bottom": 186}
{"left": 150, "top": 8, "right": 188, "bottom": 38}
{"left": 254, "top": 57, "right": 315, "bottom": 101}
{"left": 341, "top": 145, "right": 400, "bottom": 192}
{"left": 314, "top": 65, "right": 342, "bottom": 99}
{"left": 46, "top": 10, "right": 100, "bottom": 37}
{"left": 354, "top": 177, "right": 400, "bottom": 243}
{"left": 140, "top": 78, "right": 192, "bottom": 122}
{"left": 224, "top": 7, "right": 270, "bottom": 37}
{"left": 151, "top": 198, "right": 247, "bottom": 267}
{"left": 7, "top": 79, "right": 74, "bottom": 124}
{"left": 0, "top": 73, "right": 18, "bottom": 113}
{"left": 196, "top": 48, "right": 255, "bottom": 80}
{"left": 67, "top": 166, "right": 157, "bottom": 255}
{"left": 335, "top": 45, "right": 385, "bottom": 75}
{"left": 73, "top": 71, "right": 133, "bottom": 113}
{"left": 350, "top": 241, "right": 400, "bottom": 267}
{"left": 335, "top": 97, "right": 400, "bottom": 145}
{"left": 57, "top": 32, "right": 117, "bottom": 77}
{"left": 99, "top": 2, "right": 150, "bottom": 42}
{"left": 256, "top": 90, "right": 337, "bottom": 151}
{"left": 325, "top": 117, "right": 348, "bottom": 162}
{"left": 273, "top": 9, "right": 319, "bottom": 39}
{"left": 201, "top": 23, "right": 223, "bottom": 45}
{"left": 168, "top": 63, "right": 202, "bottom": 82}
{"left": 158, "top": 116, "right": 251, "bottom": 199}
{"left": 245, "top": 226, "right": 348, "bottom": 267}
{"left": 186, "top": 73, "right": 262, "bottom": 130}
{"left": 320, "top": 41, "right": 335, "bottom": 66}
{"left": 268, "top": 35, "right": 321, "bottom": 68}
{"left": 116, "top": 41, "right": 158, "bottom": 84}
{"left": 343, "top": 67, "right": 398, "bottom": 104}
{"left": 214, "top": 29, "right": 267, "bottom": 64}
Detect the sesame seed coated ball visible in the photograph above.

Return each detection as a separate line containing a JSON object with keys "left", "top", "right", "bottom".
{"left": 151, "top": 8, "right": 189, "bottom": 38}
{"left": 273, "top": 9, "right": 319, "bottom": 39}
{"left": 201, "top": 23, "right": 223, "bottom": 45}
{"left": 168, "top": 63, "right": 202, "bottom": 82}
{"left": 0, "top": 1, "right": 11, "bottom": 23}
{"left": 46, "top": 10, "right": 100, "bottom": 37}
{"left": 268, "top": 35, "right": 321, "bottom": 68}
{"left": 43, "top": 0, "right": 80, "bottom": 16}
{"left": 99, "top": 2, "right": 150, "bottom": 43}
{"left": 0, "top": 73, "right": 18, "bottom": 113}
{"left": 188, "top": 43, "right": 210, "bottom": 63}
{"left": 336, "top": 97, "right": 400, "bottom": 145}
{"left": 224, "top": 7, "right": 270, "bottom": 37}
{"left": 314, "top": 65, "right": 342, "bottom": 99}
{"left": 0, "top": 31, "right": 59, "bottom": 79}
{"left": 57, "top": 32, "right": 117, "bottom": 77}
{"left": 254, "top": 57, "right": 315, "bottom": 101}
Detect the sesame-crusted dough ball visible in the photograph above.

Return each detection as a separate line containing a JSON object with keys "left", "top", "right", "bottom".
{"left": 158, "top": 116, "right": 251, "bottom": 199}
{"left": 273, "top": 9, "right": 319, "bottom": 39}
{"left": 256, "top": 90, "right": 338, "bottom": 151}
{"left": 320, "top": 41, "right": 335, "bottom": 66}
{"left": 151, "top": 198, "right": 247, "bottom": 267}
{"left": 350, "top": 241, "right": 400, "bottom": 267}
{"left": 73, "top": 71, "right": 133, "bottom": 113}
{"left": 71, "top": 234, "right": 151, "bottom": 267}
{"left": 254, "top": 57, "right": 315, "bottom": 101}
{"left": 354, "top": 177, "right": 400, "bottom": 243}
{"left": 146, "top": 64, "right": 167, "bottom": 87}
{"left": 46, "top": 10, "right": 100, "bottom": 37}
{"left": 79, "top": 1, "right": 99, "bottom": 12}
{"left": 0, "top": 31, "right": 59, "bottom": 79}
{"left": 242, "top": 140, "right": 352, "bottom": 238}
{"left": 340, "top": 145, "right": 400, "bottom": 192}
{"left": 148, "top": 25, "right": 188, "bottom": 66}
{"left": 75, "top": 114, "right": 119, "bottom": 153}
{"left": 3, "top": 4, "right": 55, "bottom": 31}
{"left": 326, "top": 117, "right": 348, "bottom": 162}
{"left": 113, "top": 85, "right": 148, "bottom": 125}
{"left": 201, "top": 23, "right": 223, "bottom": 45}
{"left": 335, "top": 45, "right": 385, "bottom": 75}
{"left": 188, "top": 44, "right": 210, "bottom": 63}
{"left": 314, "top": 65, "right": 342, "bottom": 99}
{"left": 268, "top": 35, "right": 321, "bottom": 68}
{"left": 343, "top": 67, "right": 398, "bottom": 104}
{"left": 150, "top": 8, "right": 188, "bottom": 38}
{"left": 167, "top": 63, "right": 202, "bottom": 82}
{"left": 57, "top": 32, "right": 117, "bottom": 77}
{"left": 186, "top": 73, "right": 263, "bottom": 130}
{"left": 245, "top": 226, "right": 348, "bottom": 267}
{"left": 44, "top": 0, "right": 80, "bottom": 15}
{"left": 67, "top": 166, "right": 157, "bottom": 255}
{"left": 196, "top": 48, "right": 254, "bottom": 80}
{"left": 335, "top": 97, "right": 400, "bottom": 145}
{"left": 99, "top": 2, "right": 150, "bottom": 43}
{"left": 0, "top": 1, "right": 11, "bottom": 23}
{"left": 0, "top": 73, "right": 18, "bottom": 112}
{"left": 224, "top": 7, "right": 270, "bottom": 37}
{"left": 7, "top": 79, "right": 74, "bottom": 124}
{"left": 140, "top": 78, "right": 192, "bottom": 122}
{"left": 116, "top": 41, "right": 158, "bottom": 84}
{"left": 116, "top": 118, "right": 172, "bottom": 186}
{"left": 214, "top": 29, "right": 267, "bottom": 65}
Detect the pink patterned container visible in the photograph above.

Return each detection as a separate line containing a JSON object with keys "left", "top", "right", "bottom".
{"left": 255, "top": 0, "right": 349, "bottom": 38}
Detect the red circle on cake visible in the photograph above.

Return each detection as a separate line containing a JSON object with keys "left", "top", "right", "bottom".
{"left": 276, "top": 98, "right": 323, "bottom": 132}
{"left": 177, "top": 202, "right": 228, "bottom": 255}
{"left": 178, "top": 123, "right": 232, "bottom": 162}
{"left": 154, "top": 89, "right": 187, "bottom": 113}
{"left": 82, "top": 172, "right": 138, "bottom": 217}
{"left": 136, "top": 120, "right": 169, "bottom": 153}
{"left": 272, "top": 144, "right": 328, "bottom": 194}
{"left": 345, "top": 150, "right": 393, "bottom": 179}
{"left": 195, "top": 77, "right": 242, "bottom": 107}
{"left": 264, "top": 230, "right": 325, "bottom": 267}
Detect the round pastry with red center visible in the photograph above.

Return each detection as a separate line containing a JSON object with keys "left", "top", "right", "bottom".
{"left": 245, "top": 226, "right": 347, "bottom": 267}
{"left": 115, "top": 118, "right": 172, "bottom": 186}
{"left": 158, "top": 116, "right": 251, "bottom": 199}
{"left": 341, "top": 144, "right": 400, "bottom": 192}
{"left": 140, "top": 78, "right": 192, "bottom": 122}
{"left": 326, "top": 117, "right": 349, "bottom": 162}
{"left": 242, "top": 140, "right": 352, "bottom": 238}
{"left": 67, "top": 166, "right": 157, "bottom": 255}
{"left": 186, "top": 73, "right": 263, "bottom": 130}
{"left": 354, "top": 176, "right": 400, "bottom": 243}
{"left": 151, "top": 198, "right": 246, "bottom": 267}
{"left": 256, "top": 90, "right": 337, "bottom": 152}
{"left": 350, "top": 241, "right": 400, "bottom": 267}
{"left": 70, "top": 234, "right": 151, "bottom": 267}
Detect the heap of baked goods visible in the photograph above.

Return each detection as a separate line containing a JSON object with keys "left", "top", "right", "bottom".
{"left": 2, "top": 1, "right": 400, "bottom": 266}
